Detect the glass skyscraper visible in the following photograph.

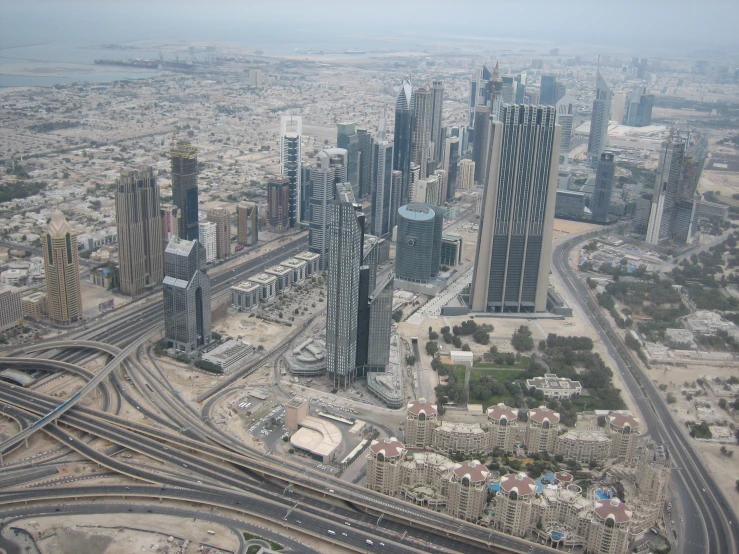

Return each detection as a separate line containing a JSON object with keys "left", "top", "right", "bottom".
{"left": 171, "top": 141, "right": 199, "bottom": 241}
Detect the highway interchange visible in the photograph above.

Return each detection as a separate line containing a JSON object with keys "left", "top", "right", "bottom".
{"left": 0, "top": 227, "right": 736, "bottom": 554}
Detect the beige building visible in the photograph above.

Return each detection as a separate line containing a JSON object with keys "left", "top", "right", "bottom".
{"left": 115, "top": 166, "right": 163, "bottom": 296}
{"left": 607, "top": 413, "right": 640, "bottom": 461}
{"left": 21, "top": 291, "right": 46, "bottom": 320}
{"left": 42, "top": 212, "right": 82, "bottom": 324}
{"left": 526, "top": 406, "right": 560, "bottom": 454}
{"left": 446, "top": 460, "right": 490, "bottom": 522}
{"left": 365, "top": 438, "right": 405, "bottom": 495}
{"left": 236, "top": 202, "right": 259, "bottom": 246}
{"left": 432, "top": 421, "right": 492, "bottom": 456}
{"left": 405, "top": 398, "right": 437, "bottom": 448}
{"left": 555, "top": 430, "right": 611, "bottom": 464}
{"left": 285, "top": 397, "right": 310, "bottom": 432}
{"left": 587, "top": 498, "right": 632, "bottom": 554}
{"left": 457, "top": 159, "right": 475, "bottom": 191}
{"left": 630, "top": 441, "right": 671, "bottom": 535}
{"left": 494, "top": 472, "right": 538, "bottom": 536}
{"left": 207, "top": 206, "right": 231, "bottom": 259}
{"left": 487, "top": 403, "right": 524, "bottom": 453}
{"left": 0, "top": 285, "right": 22, "bottom": 332}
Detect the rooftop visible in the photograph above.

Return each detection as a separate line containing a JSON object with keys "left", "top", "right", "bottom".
{"left": 407, "top": 398, "right": 438, "bottom": 417}
{"left": 369, "top": 437, "right": 404, "bottom": 459}
{"left": 500, "top": 472, "right": 537, "bottom": 496}
{"left": 290, "top": 415, "right": 342, "bottom": 458}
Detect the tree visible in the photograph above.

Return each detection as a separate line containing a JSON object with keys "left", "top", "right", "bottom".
{"left": 429, "top": 331, "right": 439, "bottom": 341}
{"left": 392, "top": 309, "right": 403, "bottom": 322}
{"left": 666, "top": 393, "right": 677, "bottom": 404}
{"left": 405, "top": 355, "right": 417, "bottom": 366}
{"left": 452, "top": 336, "right": 462, "bottom": 348}
{"left": 440, "top": 326, "right": 450, "bottom": 334}
{"left": 462, "top": 344, "right": 471, "bottom": 352}
{"left": 426, "top": 341, "right": 439, "bottom": 356}
{"left": 719, "top": 398, "right": 728, "bottom": 410}
{"left": 511, "top": 326, "right": 534, "bottom": 352}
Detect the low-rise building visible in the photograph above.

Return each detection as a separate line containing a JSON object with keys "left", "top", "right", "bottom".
{"left": 294, "top": 251, "right": 321, "bottom": 276}
{"left": 684, "top": 311, "right": 737, "bottom": 336}
{"left": 265, "top": 264, "right": 293, "bottom": 292}
{"left": 201, "top": 340, "right": 254, "bottom": 373}
{"left": 432, "top": 421, "right": 492, "bottom": 456}
{"left": 282, "top": 258, "right": 307, "bottom": 284}
{"left": 231, "top": 280, "right": 260, "bottom": 310}
{"left": 21, "top": 291, "right": 46, "bottom": 320}
{"left": 249, "top": 273, "right": 276, "bottom": 301}
{"left": 526, "top": 374, "right": 582, "bottom": 399}
{"left": 0, "top": 268, "right": 27, "bottom": 286}
{"left": 440, "top": 235, "right": 463, "bottom": 267}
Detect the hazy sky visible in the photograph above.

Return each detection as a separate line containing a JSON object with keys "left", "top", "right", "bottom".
{"left": 3, "top": 1, "right": 739, "bottom": 55}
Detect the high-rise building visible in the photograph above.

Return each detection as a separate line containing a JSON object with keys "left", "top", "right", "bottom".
{"left": 309, "top": 149, "right": 347, "bottom": 267}
{"left": 430, "top": 80, "right": 444, "bottom": 163}
{"left": 540, "top": 75, "right": 557, "bottom": 105}
{"left": 364, "top": 272, "right": 394, "bottom": 372}
{"left": 624, "top": 86, "right": 654, "bottom": 127}
{"left": 0, "top": 285, "right": 22, "bottom": 332}
{"left": 468, "top": 63, "right": 493, "bottom": 127}
{"left": 412, "top": 85, "right": 433, "bottom": 180}
{"left": 370, "top": 133, "right": 394, "bottom": 237}
{"left": 442, "top": 137, "right": 460, "bottom": 199}
{"left": 163, "top": 236, "right": 211, "bottom": 353}
{"left": 337, "top": 122, "right": 360, "bottom": 197}
{"left": 405, "top": 399, "right": 438, "bottom": 447}
{"left": 611, "top": 91, "right": 628, "bottom": 124}
{"left": 388, "top": 170, "right": 403, "bottom": 233}
{"left": 160, "top": 204, "right": 180, "bottom": 251}
{"left": 458, "top": 159, "right": 475, "bottom": 191}
{"left": 198, "top": 221, "right": 217, "bottom": 263}
{"left": 115, "top": 166, "right": 163, "bottom": 296}
{"left": 592, "top": 152, "right": 615, "bottom": 223}
{"left": 207, "top": 206, "right": 231, "bottom": 259}
{"left": 280, "top": 115, "right": 302, "bottom": 226}
{"left": 555, "top": 95, "right": 575, "bottom": 155}
{"left": 646, "top": 133, "right": 694, "bottom": 245}
{"left": 434, "top": 169, "right": 448, "bottom": 206}
{"left": 357, "top": 128, "right": 374, "bottom": 198}
{"left": 43, "top": 212, "right": 82, "bottom": 324}
{"left": 267, "top": 176, "right": 290, "bottom": 232}
{"left": 170, "top": 140, "right": 199, "bottom": 241}
{"left": 394, "top": 79, "right": 414, "bottom": 206}
{"left": 395, "top": 203, "right": 444, "bottom": 283}
{"left": 554, "top": 82, "right": 567, "bottom": 104}
{"left": 501, "top": 76, "right": 515, "bottom": 103}
{"left": 326, "top": 184, "right": 363, "bottom": 388}
{"left": 470, "top": 104, "right": 560, "bottom": 313}
{"left": 586, "top": 71, "right": 613, "bottom": 168}
{"left": 236, "top": 203, "right": 258, "bottom": 246}
{"left": 472, "top": 104, "right": 491, "bottom": 185}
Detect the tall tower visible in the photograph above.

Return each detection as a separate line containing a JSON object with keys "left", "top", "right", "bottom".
{"left": 539, "top": 75, "right": 557, "bottom": 105}
{"left": 625, "top": 86, "right": 654, "bottom": 127}
{"left": 555, "top": 95, "right": 575, "bottom": 155}
{"left": 469, "top": 64, "right": 492, "bottom": 127}
{"left": 280, "top": 115, "right": 302, "bottom": 226}
{"left": 326, "top": 185, "right": 363, "bottom": 389}
{"left": 412, "top": 86, "right": 433, "bottom": 180}
{"left": 586, "top": 70, "right": 612, "bottom": 168}
{"left": 457, "top": 159, "right": 475, "bottom": 192}
{"left": 356, "top": 129, "right": 374, "bottom": 198}
{"left": 646, "top": 133, "right": 688, "bottom": 244}
{"left": 470, "top": 105, "right": 560, "bottom": 313}
{"left": 236, "top": 202, "right": 258, "bottom": 246}
{"left": 395, "top": 203, "right": 444, "bottom": 284}
{"left": 592, "top": 152, "right": 615, "bottom": 223}
{"left": 388, "top": 170, "right": 403, "bottom": 233}
{"left": 393, "top": 79, "right": 414, "bottom": 207}
{"left": 267, "top": 176, "right": 290, "bottom": 232}
{"left": 206, "top": 206, "right": 231, "bottom": 259}
{"left": 115, "top": 166, "right": 163, "bottom": 296}
{"left": 198, "top": 221, "right": 217, "bottom": 263}
{"left": 309, "top": 149, "right": 347, "bottom": 267}
{"left": 370, "top": 132, "right": 394, "bottom": 237}
{"left": 43, "top": 211, "right": 82, "bottom": 324}
{"left": 442, "top": 137, "right": 460, "bottom": 199}
{"left": 337, "top": 122, "right": 360, "bottom": 197}
{"left": 430, "top": 80, "right": 444, "bottom": 163}
{"left": 472, "top": 104, "right": 492, "bottom": 185}
{"left": 170, "top": 140, "right": 199, "bottom": 241}
{"left": 163, "top": 237, "right": 211, "bottom": 353}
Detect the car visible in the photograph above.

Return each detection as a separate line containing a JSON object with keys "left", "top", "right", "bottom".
{"left": 379, "top": 542, "right": 385, "bottom": 547}
{"left": 327, "top": 530, "right": 336, "bottom": 535}
{"left": 342, "top": 532, "right": 348, "bottom": 537}
{"left": 366, "top": 539, "right": 374, "bottom": 546}
{"left": 182, "top": 463, "right": 188, "bottom": 468}
{"left": 328, "top": 489, "right": 335, "bottom": 493}
{"left": 295, "top": 520, "right": 301, "bottom": 524}
{"left": 344, "top": 522, "right": 351, "bottom": 526}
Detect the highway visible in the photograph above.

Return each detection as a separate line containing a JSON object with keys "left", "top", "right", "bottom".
{"left": 553, "top": 232, "right": 739, "bottom": 554}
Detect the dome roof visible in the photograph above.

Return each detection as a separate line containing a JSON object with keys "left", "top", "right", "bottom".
{"left": 369, "top": 438, "right": 404, "bottom": 459}
{"left": 594, "top": 498, "right": 632, "bottom": 524}
{"left": 407, "top": 398, "right": 437, "bottom": 417}
{"left": 487, "top": 403, "right": 517, "bottom": 422}
{"left": 608, "top": 412, "right": 640, "bottom": 430}
{"left": 528, "top": 406, "right": 561, "bottom": 425}
{"left": 453, "top": 460, "right": 489, "bottom": 483}
{"left": 500, "top": 472, "right": 537, "bottom": 496}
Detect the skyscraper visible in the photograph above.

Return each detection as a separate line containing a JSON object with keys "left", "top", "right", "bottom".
{"left": 207, "top": 206, "right": 231, "bottom": 259}
{"left": 472, "top": 105, "right": 492, "bottom": 184}
{"left": 471, "top": 104, "right": 560, "bottom": 313}
{"left": 442, "top": 137, "right": 460, "bottom": 199}
{"left": 469, "top": 64, "right": 492, "bottom": 127}
{"left": 361, "top": 272, "right": 394, "bottom": 373}
{"left": 370, "top": 132, "right": 394, "bottom": 237}
{"left": 458, "top": 159, "right": 475, "bottom": 191}
{"left": 267, "top": 175, "right": 290, "bottom": 232}
{"left": 586, "top": 71, "right": 612, "bottom": 169}
{"left": 198, "top": 221, "right": 217, "bottom": 263}
{"left": 388, "top": 170, "right": 403, "bottom": 233}
{"left": 501, "top": 76, "right": 515, "bottom": 103}
{"left": 555, "top": 95, "right": 575, "bottom": 155}
{"left": 326, "top": 184, "right": 362, "bottom": 388}
{"left": 357, "top": 128, "right": 374, "bottom": 198}
{"left": 430, "top": 80, "right": 444, "bottom": 163}
{"left": 646, "top": 133, "right": 696, "bottom": 245}
{"left": 171, "top": 140, "right": 199, "bottom": 241}
{"left": 280, "top": 115, "right": 302, "bottom": 226}
{"left": 624, "top": 86, "right": 654, "bottom": 127}
{"left": 236, "top": 202, "right": 258, "bottom": 246}
{"left": 115, "top": 166, "right": 163, "bottom": 296}
{"left": 393, "top": 79, "right": 414, "bottom": 205}
{"left": 43, "top": 211, "right": 82, "bottom": 324}
{"left": 163, "top": 237, "right": 211, "bottom": 353}
{"left": 395, "top": 203, "right": 444, "bottom": 284}
{"left": 412, "top": 85, "right": 433, "bottom": 180}
{"left": 337, "top": 122, "right": 360, "bottom": 197}
{"left": 309, "top": 149, "right": 347, "bottom": 267}
{"left": 592, "top": 152, "right": 615, "bottom": 223}
{"left": 539, "top": 75, "right": 557, "bottom": 105}
{"left": 160, "top": 204, "right": 179, "bottom": 251}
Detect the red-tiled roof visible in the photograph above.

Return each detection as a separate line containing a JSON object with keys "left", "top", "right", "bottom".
{"left": 407, "top": 398, "right": 438, "bottom": 417}
{"left": 453, "top": 460, "right": 489, "bottom": 483}
{"left": 369, "top": 438, "right": 404, "bottom": 458}
{"left": 487, "top": 403, "right": 518, "bottom": 422}
{"left": 594, "top": 498, "right": 632, "bottom": 524}
{"left": 500, "top": 472, "right": 537, "bottom": 496}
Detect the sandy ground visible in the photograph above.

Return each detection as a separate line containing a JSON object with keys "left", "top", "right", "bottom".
{"left": 552, "top": 218, "right": 600, "bottom": 241}
{"left": 79, "top": 282, "right": 131, "bottom": 321}
{"left": 699, "top": 169, "right": 739, "bottom": 198}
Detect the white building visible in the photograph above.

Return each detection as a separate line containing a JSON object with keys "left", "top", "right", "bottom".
{"left": 201, "top": 340, "right": 254, "bottom": 373}
{"left": 526, "top": 374, "right": 582, "bottom": 399}
{"left": 198, "top": 221, "right": 217, "bottom": 263}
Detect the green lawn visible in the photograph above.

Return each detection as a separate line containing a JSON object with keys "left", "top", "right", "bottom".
{"left": 468, "top": 368, "right": 524, "bottom": 407}
{"left": 471, "top": 369, "right": 523, "bottom": 383}
{"left": 473, "top": 355, "right": 529, "bottom": 370}
{"left": 452, "top": 365, "right": 467, "bottom": 383}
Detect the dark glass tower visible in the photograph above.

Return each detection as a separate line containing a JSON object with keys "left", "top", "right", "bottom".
{"left": 393, "top": 79, "right": 414, "bottom": 206}
{"left": 171, "top": 141, "right": 199, "bottom": 241}
{"left": 592, "top": 152, "right": 615, "bottom": 223}
{"left": 540, "top": 75, "right": 557, "bottom": 105}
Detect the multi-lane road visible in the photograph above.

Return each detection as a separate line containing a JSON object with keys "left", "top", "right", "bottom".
{"left": 553, "top": 231, "right": 738, "bottom": 554}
